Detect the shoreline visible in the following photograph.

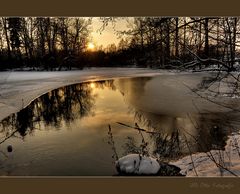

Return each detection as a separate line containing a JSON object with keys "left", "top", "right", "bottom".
{"left": 0, "top": 68, "right": 164, "bottom": 121}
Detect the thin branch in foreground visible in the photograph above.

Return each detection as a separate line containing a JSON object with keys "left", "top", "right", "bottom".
{"left": 0, "top": 150, "right": 8, "bottom": 158}
{"left": 107, "top": 125, "right": 119, "bottom": 160}
{"left": 116, "top": 122, "right": 159, "bottom": 134}
{"left": 183, "top": 134, "right": 198, "bottom": 176}
{"left": 181, "top": 118, "right": 239, "bottom": 177}
{"left": 182, "top": 81, "right": 240, "bottom": 112}
{"left": 0, "top": 129, "right": 18, "bottom": 145}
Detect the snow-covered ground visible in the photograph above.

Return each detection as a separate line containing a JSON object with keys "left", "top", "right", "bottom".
{"left": 0, "top": 68, "right": 165, "bottom": 122}
{"left": 171, "top": 134, "right": 240, "bottom": 177}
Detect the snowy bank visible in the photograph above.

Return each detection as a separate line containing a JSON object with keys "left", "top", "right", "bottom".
{"left": 0, "top": 68, "right": 164, "bottom": 121}
{"left": 171, "top": 134, "right": 240, "bottom": 177}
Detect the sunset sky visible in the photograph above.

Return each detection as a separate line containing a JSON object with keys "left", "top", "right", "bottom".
{"left": 90, "top": 17, "right": 132, "bottom": 48}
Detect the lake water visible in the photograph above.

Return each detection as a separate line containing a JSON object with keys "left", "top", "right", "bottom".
{"left": 0, "top": 74, "right": 240, "bottom": 176}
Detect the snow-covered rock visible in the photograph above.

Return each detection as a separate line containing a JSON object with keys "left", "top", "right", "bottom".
{"left": 115, "top": 154, "right": 160, "bottom": 175}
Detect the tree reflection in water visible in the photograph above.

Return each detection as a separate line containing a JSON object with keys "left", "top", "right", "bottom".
{"left": 0, "top": 80, "right": 116, "bottom": 139}
{"left": 121, "top": 108, "right": 237, "bottom": 160}
{"left": 0, "top": 76, "right": 239, "bottom": 164}
{"left": 115, "top": 76, "right": 240, "bottom": 161}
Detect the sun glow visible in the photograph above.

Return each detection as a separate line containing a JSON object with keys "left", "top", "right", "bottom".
{"left": 90, "top": 83, "right": 96, "bottom": 89}
{"left": 87, "top": 42, "right": 95, "bottom": 51}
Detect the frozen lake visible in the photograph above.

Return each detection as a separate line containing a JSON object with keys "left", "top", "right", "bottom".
{"left": 0, "top": 70, "right": 240, "bottom": 176}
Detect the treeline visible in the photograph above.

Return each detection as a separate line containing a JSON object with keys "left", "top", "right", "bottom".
{"left": 0, "top": 17, "right": 92, "bottom": 70}
{"left": 112, "top": 17, "right": 240, "bottom": 71}
{"left": 1, "top": 17, "right": 240, "bottom": 71}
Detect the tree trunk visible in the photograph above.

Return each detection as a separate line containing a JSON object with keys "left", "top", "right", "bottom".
{"left": 232, "top": 18, "right": 237, "bottom": 68}
{"left": 165, "top": 19, "right": 170, "bottom": 64}
{"left": 183, "top": 17, "right": 186, "bottom": 61}
{"left": 2, "top": 18, "right": 11, "bottom": 58}
{"left": 204, "top": 18, "right": 209, "bottom": 58}
{"left": 175, "top": 17, "right": 179, "bottom": 57}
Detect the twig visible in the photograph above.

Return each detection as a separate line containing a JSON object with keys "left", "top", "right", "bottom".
{"left": 182, "top": 81, "right": 240, "bottom": 112}
{"left": 0, "top": 150, "right": 8, "bottom": 158}
{"left": 0, "top": 129, "right": 18, "bottom": 145}
{"left": 116, "top": 122, "right": 159, "bottom": 134}
{"left": 107, "top": 125, "right": 119, "bottom": 160}
{"left": 183, "top": 134, "right": 198, "bottom": 176}
{"left": 181, "top": 118, "right": 238, "bottom": 177}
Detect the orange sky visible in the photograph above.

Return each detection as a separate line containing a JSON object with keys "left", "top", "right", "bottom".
{"left": 90, "top": 17, "right": 133, "bottom": 48}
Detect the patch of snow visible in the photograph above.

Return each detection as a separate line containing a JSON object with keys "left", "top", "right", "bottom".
{"left": 170, "top": 134, "right": 240, "bottom": 177}
{"left": 116, "top": 154, "right": 160, "bottom": 175}
{"left": 222, "top": 93, "right": 240, "bottom": 99}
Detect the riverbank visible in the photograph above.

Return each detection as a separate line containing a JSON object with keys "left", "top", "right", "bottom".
{"left": 0, "top": 68, "right": 166, "bottom": 121}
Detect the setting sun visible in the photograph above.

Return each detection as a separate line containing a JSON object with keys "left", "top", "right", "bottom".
{"left": 90, "top": 82, "right": 95, "bottom": 88}
{"left": 87, "top": 42, "right": 95, "bottom": 51}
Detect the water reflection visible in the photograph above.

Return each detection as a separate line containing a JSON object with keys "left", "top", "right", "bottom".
{"left": 115, "top": 75, "right": 240, "bottom": 159}
{"left": 125, "top": 109, "right": 232, "bottom": 159}
{"left": 0, "top": 80, "right": 116, "bottom": 139}
{"left": 0, "top": 75, "right": 240, "bottom": 175}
